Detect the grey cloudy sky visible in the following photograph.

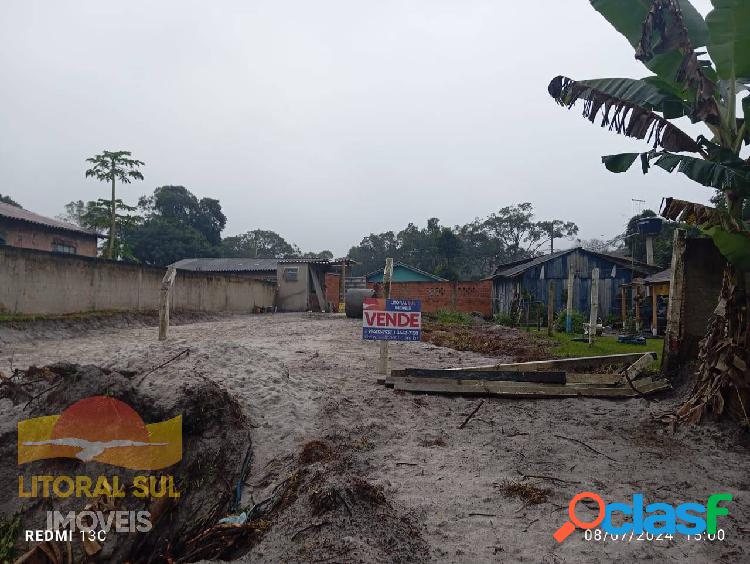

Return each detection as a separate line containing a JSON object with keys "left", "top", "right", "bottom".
{"left": 0, "top": 0, "right": 715, "bottom": 255}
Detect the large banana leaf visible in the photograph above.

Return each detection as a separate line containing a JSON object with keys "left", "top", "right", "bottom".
{"left": 601, "top": 150, "right": 748, "bottom": 190}
{"left": 705, "top": 0, "right": 750, "bottom": 80}
{"left": 702, "top": 225, "right": 750, "bottom": 271}
{"left": 591, "top": 0, "right": 708, "bottom": 82}
{"left": 549, "top": 76, "right": 700, "bottom": 152}
{"left": 577, "top": 77, "right": 690, "bottom": 118}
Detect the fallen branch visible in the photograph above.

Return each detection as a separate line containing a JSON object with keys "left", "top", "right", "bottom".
{"left": 23, "top": 380, "right": 63, "bottom": 410}
{"left": 137, "top": 348, "right": 190, "bottom": 386}
{"left": 458, "top": 400, "right": 484, "bottom": 429}
{"left": 553, "top": 434, "right": 618, "bottom": 462}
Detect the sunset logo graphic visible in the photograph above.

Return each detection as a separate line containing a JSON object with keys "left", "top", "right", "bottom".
{"left": 18, "top": 396, "right": 181, "bottom": 470}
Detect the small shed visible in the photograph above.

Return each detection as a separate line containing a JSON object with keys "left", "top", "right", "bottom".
{"left": 490, "top": 248, "right": 659, "bottom": 321}
{"left": 365, "top": 262, "right": 447, "bottom": 283}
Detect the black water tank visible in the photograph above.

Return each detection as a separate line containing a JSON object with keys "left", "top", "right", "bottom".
{"left": 637, "top": 217, "right": 663, "bottom": 235}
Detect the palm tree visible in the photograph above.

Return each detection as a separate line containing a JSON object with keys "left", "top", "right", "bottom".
{"left": 85, "top": 150, "right": 144, "bottom": 259}
{"left": 548, "top": 0, "right": 749, "bottom": 425}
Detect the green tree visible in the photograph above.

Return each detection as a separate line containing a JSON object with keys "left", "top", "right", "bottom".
{"left": 624, "top": 209, "right": 700, "bottom": 267}
{"left": 61, "top": 199, "right": 142, "bottom": 259}
{"left": 85, "top": 150, "right": 144, "bottom": 259}
{"left": 536, "top": 219, "right": 580, "bottom": 254}
{"left": 126, "top": 186, "right": 226, "bottom": 266}
{"left": 221, "top": 229, "right": 301, "bottom": 258}
{"left": 0, "top": 194, "right": 21, "bottom": 208}
{"left": 549, "top": 0, "right": 750, "bottom": 424}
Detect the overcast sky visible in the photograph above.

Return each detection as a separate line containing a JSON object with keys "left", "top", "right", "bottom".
{"left": 0, "top": 0, "right": 716, "bottom": 255}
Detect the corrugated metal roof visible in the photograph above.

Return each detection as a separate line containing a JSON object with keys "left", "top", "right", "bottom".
{"left": 644, "top": 268, "right": 672, "bottom": 284}
{"left": 364, "top": 261, "right": 448, "bottom": 282}
{"left": 493, "top": 250, "right": 572, "bottom": 278}
{"left": 0, "top": 201, "right": 99, "bottom": 236}
{"left": 492, "top": 248, "right": 658, "bottom": 278}
{"left": 172, "top": 258, "right": 279, "bottom": 272}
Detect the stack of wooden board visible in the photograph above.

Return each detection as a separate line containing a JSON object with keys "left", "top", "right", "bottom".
{"left": 380, "top": 352, "right": 671, "bottom": 398}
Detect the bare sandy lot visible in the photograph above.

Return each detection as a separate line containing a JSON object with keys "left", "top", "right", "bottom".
{"left": 1, "top": 313, "right": 747, "bottom": 563}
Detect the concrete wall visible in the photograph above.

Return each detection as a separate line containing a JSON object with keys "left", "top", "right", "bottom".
{"left": 0, "top": 218, "right": 98, "bottom": 257}
{"left": 0, "top": 246, "right": 275, "bottom": 315}
{"left": 372, "top": 280, "right": 492, "bottom": 316}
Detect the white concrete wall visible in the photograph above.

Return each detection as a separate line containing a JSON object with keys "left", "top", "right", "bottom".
{"left": 0, "top": 246, "right": 276, "bottom": 315}
{"left": 276, "top": 263, "right": 310, "bottom": 312}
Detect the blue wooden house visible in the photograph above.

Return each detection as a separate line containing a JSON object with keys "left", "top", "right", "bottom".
{"left": 490, "top": 248, "right": 659, "bottom": 320}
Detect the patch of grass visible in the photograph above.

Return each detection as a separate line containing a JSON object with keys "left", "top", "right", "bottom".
{"left": 495, "top": 481, "right": 550, "bottom": 505}
{"left": 532, "top": 329, "right": 662, "bottom": 364}
{"left": 427, "top": 310, "right": 474, "bottom": 326}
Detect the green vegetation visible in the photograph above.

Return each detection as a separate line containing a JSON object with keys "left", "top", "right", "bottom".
{"left": 493, "top": 312, "right": 515, "bottom": 327}
{"left": 0, "top": 515, "right": 20, "bottom": 562}
{"left": 347, "top": 203, "right": 578, "bottom": 280}
{"left": 427, "top": 310, "right": 474, "bottom": 326}
{"left": 554, "top": 310, "right": 586, "bottom": 334}
{"left": 548, "top": 0, "right": 749, "bottom": 423}
{"left": 538, "top": 330, "right": 662, "bottom": 364}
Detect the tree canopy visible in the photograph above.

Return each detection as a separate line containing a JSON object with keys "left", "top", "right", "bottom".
{"left": 348, "top": 203, "right": 578, "bottom": 279}
{"left": 0, "top": 194, "right": 22, "bottom": 208}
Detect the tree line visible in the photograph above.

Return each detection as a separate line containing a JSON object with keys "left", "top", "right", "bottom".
{"left": 4, "top": 149, "right": 697, "bottom": 274}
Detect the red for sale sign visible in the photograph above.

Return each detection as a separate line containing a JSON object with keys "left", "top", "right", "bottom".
{"left": 362, "top": 298, "right": 421, "bottom": 341}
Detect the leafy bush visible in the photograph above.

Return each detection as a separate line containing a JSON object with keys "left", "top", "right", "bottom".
{"left": 494, "top": 313, "right": 515, "bottom": 327}
{"left": 554, "top": 310, "right": 586, "bottom": 334}
{"left": 430, "top": 310, "right": 474, "bottom": 325}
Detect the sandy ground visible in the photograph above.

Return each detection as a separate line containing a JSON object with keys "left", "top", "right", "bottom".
{"left": 1, "top": 313, "right": 748, "bottom": 563}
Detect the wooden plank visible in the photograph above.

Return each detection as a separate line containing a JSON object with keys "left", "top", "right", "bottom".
{"left": 309, "top": 266, "right": 327, "bottom": 313}
{"left": 393, "top": 377, "right": 670, "bottom": 398}
{"left": 445, "top": 352, "right": 657, "bottom": 373}
{"left": 387, "top": 372, "right": 626, "bottom": 387}
{"left": 565, "top": 373, "right": 623, "bottom": 385}
{"left": 403, "top": 368, "right": 565, "bottom": 384}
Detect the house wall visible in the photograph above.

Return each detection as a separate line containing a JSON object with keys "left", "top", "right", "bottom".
{"left": 663, "top": 234, "right": 726, "bottom": 373}
{"left": 492, "top": 250, "right": 640, "bottom": 320}
{"left": 368, "top": 280, "right": 492, "bottom": 316}
{"left": 0, "top": 246, "right": 275, "bottom": 315}
{"left": 0, "top": 218, "right": 98, "bottom": 257}
{"left": 276, "top": 263, "right": 310, "bottom": 312}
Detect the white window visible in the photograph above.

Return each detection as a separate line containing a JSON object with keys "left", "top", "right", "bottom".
{"left": 284, "top": 267, "right": 298, "bottom": 281}
{"left": 52, "top": 241, "right": 76, "bottom": 254}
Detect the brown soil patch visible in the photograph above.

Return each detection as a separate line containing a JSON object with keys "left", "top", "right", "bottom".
{"left": 422, "top": 321, "right": 554, "bottom": 362}
{"left": 494, "top": 481, "right": 551, "bottom": 505}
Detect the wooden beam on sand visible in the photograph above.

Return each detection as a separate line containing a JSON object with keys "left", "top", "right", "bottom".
{"left": 392, "top": 377, "right": 670, "bottom": 398}
{"left": 442, "top": 352, "right": 658, "bottom": 373}
{"left": 402, "top": 368, "right": 565, "bottom": 384}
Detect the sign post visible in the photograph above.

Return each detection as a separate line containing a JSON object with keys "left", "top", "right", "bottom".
{"left": 376, "top": 258, "right": 394, "bottom": 374}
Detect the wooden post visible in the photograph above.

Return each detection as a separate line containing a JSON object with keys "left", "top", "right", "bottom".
{"left": 377, "top": 258, "right": 394, "bottom": 375}
{"left": 651, "top": 289, "right": 658, "bottom": 336}
{"left": 566, "top": 265, "right": 574, "bottom": 333}
{"left": 621, "top": 286, "right": 627, "bottom": 324}
{"left": 547, "top": 279, "right": 555, "bottom": 336}
{"left": 589, "top": 268, "right": 600, "bottom": 345}
{"left": 646, "top": 236, "right": 655, "bottom": 265}
{"left": 158, "top": 266, "right": 177, "bottom": 341}
{"left": 339, "top": 260, "right": 347, "bottom": 313}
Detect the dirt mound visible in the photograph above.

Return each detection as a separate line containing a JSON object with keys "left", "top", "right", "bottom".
{"left": 0, "top": 363, "right": 253, "bottom": 563}
{"left": 244, "top": 439, "right": 428, "bottom": 563}
{"left": 422, "top": 321, "right": 554, "bottom": 362}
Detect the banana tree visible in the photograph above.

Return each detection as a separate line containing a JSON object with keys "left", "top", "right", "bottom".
{"left": 548, "top": 0, "right": 749, "bottom": 425}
